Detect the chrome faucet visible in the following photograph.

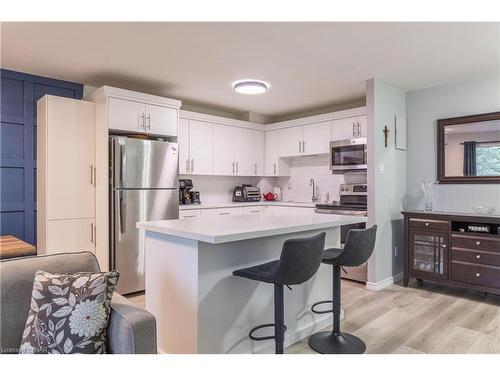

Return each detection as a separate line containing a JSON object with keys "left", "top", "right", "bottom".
{"left": 310, "top": 178, "right": 319, "bottom": 202}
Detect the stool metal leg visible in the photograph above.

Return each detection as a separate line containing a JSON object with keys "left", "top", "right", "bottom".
{"left": 308, "top": 265, "right": 366, "bottom": 354}
{"left": 274, "top": 283, "right": 285, "bottom": 354}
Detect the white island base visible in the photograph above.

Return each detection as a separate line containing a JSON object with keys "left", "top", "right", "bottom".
{"left": 139, "top": 214, "right": 366, "bottom": 354}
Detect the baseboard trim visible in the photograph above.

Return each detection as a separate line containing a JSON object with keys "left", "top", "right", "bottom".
{"left": 365, "top": 272, "right": 403, "bottom": 291}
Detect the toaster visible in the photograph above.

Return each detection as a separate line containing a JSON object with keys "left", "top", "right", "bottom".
{"left": 232, "top": 185, "right": 261, "bottom": 202}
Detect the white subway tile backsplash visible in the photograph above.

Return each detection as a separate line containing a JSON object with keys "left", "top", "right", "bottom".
{"left": 182, "top": 155, "right": 366, "bottom": 205}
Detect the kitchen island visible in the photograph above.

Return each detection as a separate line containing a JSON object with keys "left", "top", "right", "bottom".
{"left": 137, "top": 213, "right": 366, "bottom": 354}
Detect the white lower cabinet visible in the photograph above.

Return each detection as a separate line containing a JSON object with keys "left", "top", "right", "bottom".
{"left": 200, "top": 207, "right": 244, "bottom": 218}
{"left": 243, "top": 206, "right": 264, "bottom": 214}
{"left": 179, "top": 210, "right": 202, "bottom": 220}
{"left": 266, "top": 206, "right": 315, "bottom": 218}
{"left": 47, "top": 218, "right": 95, "bottom": 254}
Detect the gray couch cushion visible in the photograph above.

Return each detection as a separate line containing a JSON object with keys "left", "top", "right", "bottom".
{"left": 1, "top": 252, "right": 100, "bottom": 353}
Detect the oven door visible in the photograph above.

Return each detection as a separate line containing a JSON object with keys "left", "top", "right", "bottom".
{"left": 330, "top": 139, "right": 367, "bottom": 171}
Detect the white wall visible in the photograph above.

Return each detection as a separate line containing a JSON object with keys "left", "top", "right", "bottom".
{"left": 406, "top": 75, "right": 500, "bottom": 212}
{"left": 366, "top": 79, "right": 407, "bottom": 286}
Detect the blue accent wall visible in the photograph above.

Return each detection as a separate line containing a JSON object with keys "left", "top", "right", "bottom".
{"left": 0, "top": 69, "right": 83, "bottom": 245}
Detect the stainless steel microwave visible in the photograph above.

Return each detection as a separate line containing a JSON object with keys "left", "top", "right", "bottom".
{"left": 330, "top": 137, "right": 367, "bottom": 171}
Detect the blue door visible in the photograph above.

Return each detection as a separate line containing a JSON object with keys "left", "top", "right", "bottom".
{"left": 0, "top": 69, "right": 83, "bottom": 245}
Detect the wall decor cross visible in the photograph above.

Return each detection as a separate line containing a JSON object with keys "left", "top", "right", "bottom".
{"left": 383, "top": 126, "right": 390, "bottom": 147}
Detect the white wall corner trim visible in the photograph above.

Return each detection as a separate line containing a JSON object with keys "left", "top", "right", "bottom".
{"left": 365, "top": 272, "right": 403, "bottom": 292}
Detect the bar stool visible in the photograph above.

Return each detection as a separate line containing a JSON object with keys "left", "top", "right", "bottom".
{"left": 308, "top": 225, "right": 377, "bottom": 354}
{"left": 233, "top": 232, "right": 326, "bottom": 354}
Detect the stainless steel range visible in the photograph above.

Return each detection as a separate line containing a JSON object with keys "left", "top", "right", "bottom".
{"left": 315, "top": 183, "right": 368, "bottom": 283}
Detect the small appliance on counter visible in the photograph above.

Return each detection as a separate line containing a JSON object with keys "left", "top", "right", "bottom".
{"left": 179, "top": 178, "right": 201, "bottom": 205}
{"left": 273, "top": 187, "right": 282, "bottom": 201}
{"left": 263, "top": 191, "right": 278, "bottom": 201}
{"left": 189, "top": 190, "right": 201, "bottom": 204}
{"left": 232, "top": 185, "right": 261, "bottom": 202}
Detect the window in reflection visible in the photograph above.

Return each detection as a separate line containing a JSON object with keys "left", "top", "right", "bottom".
{"left": 444, "top": 120, "right": 500, "bottom": 177}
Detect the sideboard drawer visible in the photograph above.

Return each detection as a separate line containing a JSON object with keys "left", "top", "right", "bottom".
{"left": 451, "top": 248, "right": 500, "bottom": 267}
{"left": 451, "top": 261, "right": 500, "bottom": 289}
{"left": 451, "top": 233, "right": 500, "bottom": 253}
{"left": 409, "top": 217, "right": 449, "bottom": 232}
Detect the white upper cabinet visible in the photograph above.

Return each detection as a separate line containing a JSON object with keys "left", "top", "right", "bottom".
{"left": 301, "top": 121, "right": 331, "bottom": 155}
{"left": 146, "top": 104, "right": 178, "bottom": 137}
{"left": 278, "top": 122, "right": 331, "bottom": 157}
{"left": 213, "top": 124, "right": 236, "bottom": 175}
{"left": 89, "top": 86, "right": 181, "bottom": 138}
{"left": 178, "top": 118, "right": 190, "bottom": 174}
{"left": 278, "top": 126, "right": 303, "bottom": 157}
{"left": 265, "top": 130, "right": 290, "bottom": 176}
{"left": 108, "top": 97, "right": 146, "bottom": 133}
{"left": 188, "top": 120, "right": 213, "bottom": 175}
{"left": 332, "top": 115, "right": 366, "bottom": 140}
{"left": 251, "top": 129, "right": 265, "bottom": 175}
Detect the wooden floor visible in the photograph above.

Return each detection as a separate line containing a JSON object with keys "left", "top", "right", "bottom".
{"left": 126, "top": 280, "right": 500, "bottom": 354}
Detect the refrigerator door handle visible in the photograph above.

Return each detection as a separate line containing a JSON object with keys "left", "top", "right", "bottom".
{"left": 119, "top": 144, "right": 125, "bottom": 188}
{"left": 117, "top": 190, "right": 126, "bottom": 235}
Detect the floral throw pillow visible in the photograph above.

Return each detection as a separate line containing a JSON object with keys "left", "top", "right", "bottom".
{"left": 19, "top": 270, "right": 119, "bottom": 354}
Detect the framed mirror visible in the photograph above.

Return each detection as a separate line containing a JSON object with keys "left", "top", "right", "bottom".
{"left": 437, "top": 111, "right": 500, "bottom": 183}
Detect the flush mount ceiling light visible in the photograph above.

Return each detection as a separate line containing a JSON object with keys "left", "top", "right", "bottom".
{"left": 233, "top": 80, "right": 269, "bottom": 95}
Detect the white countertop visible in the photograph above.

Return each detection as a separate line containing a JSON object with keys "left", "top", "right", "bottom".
{"left": 137, "top": 213, "right": 367, "bottom": 244}
{"left": 179, "top": 201, "right": 318, "bottom": 210}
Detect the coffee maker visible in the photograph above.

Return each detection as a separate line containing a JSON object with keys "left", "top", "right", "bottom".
{"left": 179, "top": 179, "right": 193, "bottom": 205}
{"left": 179, "top": 179, "right": 201, "bottom": 205}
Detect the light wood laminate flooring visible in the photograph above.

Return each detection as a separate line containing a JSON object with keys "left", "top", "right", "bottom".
{"left": 126, "top": 279, "right": 500, "bottom": 354}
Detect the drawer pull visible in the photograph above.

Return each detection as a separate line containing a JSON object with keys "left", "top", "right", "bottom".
{"left": 425, "top": 222, "right": 430, "bottom": 226}
{"left": 475, "top": 272, "right": 480, "bottom": 277}
{"left": 183, "top": 215, "right": 196, "bottom": 218}
{"left": 476, "top": 254, "right": 481, "bottom": 259}
{"left": 476, "top": 241, "right": 481, "bottom": 246}
{"left": 219, "top": 212, "right": 230, "bottom": 216}
{"left": 442, "top": 244, "right": 447, "bottom": 248}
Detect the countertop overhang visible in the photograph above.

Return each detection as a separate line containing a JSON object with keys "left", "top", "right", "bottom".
{"left": 137, "top": 213, "right": 367, "bottom": 244}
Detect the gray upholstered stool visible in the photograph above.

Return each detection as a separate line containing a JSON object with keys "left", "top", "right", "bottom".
{"left": 233, "top": 232, "right": 326, "bottom": 354}
{"left": 308, "top": 225, "right": 377, "bottom": 354}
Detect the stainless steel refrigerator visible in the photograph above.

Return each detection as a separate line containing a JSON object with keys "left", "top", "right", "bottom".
{"left": 110, "top": 136, "right": 179, "bottom": 294}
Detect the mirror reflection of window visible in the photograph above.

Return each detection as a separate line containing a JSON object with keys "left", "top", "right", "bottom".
{"left": 444, "top": 120, "right": 500, "bottom": 177}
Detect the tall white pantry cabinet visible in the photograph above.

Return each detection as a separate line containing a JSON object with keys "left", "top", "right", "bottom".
{"left": 37, "top": 96, "right": 98, "bottom": 259}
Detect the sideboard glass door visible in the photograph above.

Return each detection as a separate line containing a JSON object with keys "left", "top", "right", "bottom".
{"left": 410, "top": 230, "right": 448, "bottom": 279}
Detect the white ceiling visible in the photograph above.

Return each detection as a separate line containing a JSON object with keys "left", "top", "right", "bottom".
{"left": 1, "top": 22, "right": 499, "bottom": 118}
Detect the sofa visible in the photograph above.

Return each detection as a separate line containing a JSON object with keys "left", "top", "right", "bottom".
{"left": 0, "top": 251, "right": 157, "bottom": 354}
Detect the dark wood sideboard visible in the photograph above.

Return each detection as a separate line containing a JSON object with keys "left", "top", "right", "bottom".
{"left": 403, "top": 211, "right": 500, "bottom": 295}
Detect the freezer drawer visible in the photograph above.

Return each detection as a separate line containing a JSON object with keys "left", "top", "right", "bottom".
{"left": 111, "top": 189, "right": 179, "bottom": 294}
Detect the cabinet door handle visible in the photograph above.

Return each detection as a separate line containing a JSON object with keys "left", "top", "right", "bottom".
{"left": 191, "top": 159, "right": 194, "bottom": 173}
{"left": 90, "top": 165, "right": 94, "bottom": 184}
{"left": 250, "top": 210, "right": 260, "bottom": 213}
{"left": 183, "top": 215, "right": 197, "bottom": 219}
{"left": 352, "top": 123, "right": 355, "bottom": 136}
{"left": 299, "top": 140, "right": 302, "bottom": 153}
{"left": 254, "top": 163, "right": 257, "bottom": 175}
{"left": 232, "top": 162, "right": 235, "bottom": 175}
{"left": 476, "top": 241, "right": 481, "bottom": 246}
{"left": 273, "top": 163, "right": 277, "bottom": 175}
{"left": 139, "top": 113, "right": 145, "bottom": 130}
{"left": 90, "top": 223, "right": 94, "bottom": 244}
{"left": 219, "top": 212, "right": 230, "bottom": 216}
{"left": 476, "top": 254, "right": 481, "bottom": 259}
{"left": 186, "top": 159, "right": 190, "bottom": 173}
{"left": 441, "top": 244, "right": 447, "bottom": 248}
{"left": 475, "top": 272, "right": 480, "bottom": 277}
{"left": 146, "top": 113, "right": 151, "bottom": 130}
{"left": 236, "top": 162, "right": 239, "bottom": 174}
{"left": 425, "top": 222, "right": 430, "bottom": 226}
{"left": 302, "top": 140, "right": 305, "bottom": 153}
{"left": 357, "top": 122, "right": 361, "bottom": 136}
